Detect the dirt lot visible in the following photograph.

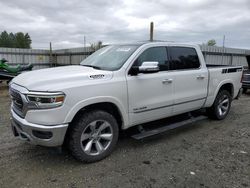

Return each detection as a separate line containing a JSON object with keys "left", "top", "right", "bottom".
{"left": 0, "top": 84, "right": 250, "bottom": 188}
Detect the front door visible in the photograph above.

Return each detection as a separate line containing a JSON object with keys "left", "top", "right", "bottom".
{"left": 126, "top": 46, "right": 174, "bottom": 126}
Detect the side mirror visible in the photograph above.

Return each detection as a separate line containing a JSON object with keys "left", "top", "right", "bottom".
{"left": 129, "top": 61, "right": 160, "bottom": 76}
{"left": 138, "top": 61, "right": 159, "bottom": 73}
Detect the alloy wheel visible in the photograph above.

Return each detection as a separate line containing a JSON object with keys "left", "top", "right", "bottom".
{"left": 80, "top": 120, "right": 113, "bottom": 156}
{"left": 217, "top": 94, "right": 230, "bottom": 116}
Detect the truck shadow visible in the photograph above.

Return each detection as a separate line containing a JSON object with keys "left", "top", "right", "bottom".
{"left": 1, "top": 82, "right": 217, "bottom": 167}
{"left": 19, "top": 113, "right": 211, "bottom": 166}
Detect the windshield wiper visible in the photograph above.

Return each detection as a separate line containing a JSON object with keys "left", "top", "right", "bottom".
{"left": 82, "top": 65, "right": 101, "bottom": 70}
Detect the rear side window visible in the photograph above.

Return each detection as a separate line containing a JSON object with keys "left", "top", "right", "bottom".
{"left": 169, "top": 47, "right": 200, "bottom": 70}
{"left": 132, "top": 47, "right": 169, "bottom": 71}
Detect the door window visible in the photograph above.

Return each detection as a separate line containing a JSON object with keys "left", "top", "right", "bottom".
{"left": 132, "top": 47, "right": 169, "bottom": 71}
{"left": 169, "top": 47, "right": 200, "bottom": 70}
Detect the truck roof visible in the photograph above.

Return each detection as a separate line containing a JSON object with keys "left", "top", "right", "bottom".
{"left": 111, "top": 41, "right": 199, "bottom": 48}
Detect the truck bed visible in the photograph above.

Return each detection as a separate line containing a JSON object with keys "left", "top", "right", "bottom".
{"left": 204, "top": 64, "right": 243, "bottom": 107}
{"left": 207, "top": 64, "right": 241, "bottom": 68}
{"left": 207, "top": 64, "right": 243, "bottom": 74}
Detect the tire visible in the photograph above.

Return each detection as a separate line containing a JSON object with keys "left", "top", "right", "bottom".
{"left": 243, "top": 88, "right": 248, "bottom": 94}
{"left": 207, "top": 90, "right": 232, "bottom": 120}
{"left": 68, "top": 110, "right": 119, "bottom": 163}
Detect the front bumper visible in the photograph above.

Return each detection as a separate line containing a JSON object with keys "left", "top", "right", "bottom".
{"left": 11, "top": 109, "right": 68, "bottom": 147}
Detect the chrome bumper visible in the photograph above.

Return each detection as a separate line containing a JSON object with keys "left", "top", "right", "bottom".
{"left": 11, "top": 109, "right": 68, "bottom": 147}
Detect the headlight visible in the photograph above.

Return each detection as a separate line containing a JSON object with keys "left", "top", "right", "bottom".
{"left": 26, "top": 92, "right": 65, "bottom": 109}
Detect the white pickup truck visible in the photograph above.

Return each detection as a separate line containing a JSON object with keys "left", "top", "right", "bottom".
{"left": 9, "top": 42, "right": 243, "bottom": 162}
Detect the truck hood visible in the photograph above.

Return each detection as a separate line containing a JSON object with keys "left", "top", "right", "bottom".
{"left": 12, "top": 65, "right": 113, "bottom": 91}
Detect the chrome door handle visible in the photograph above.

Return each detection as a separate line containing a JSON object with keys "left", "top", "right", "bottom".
{"left": 197, "top": 75, "right": 205, "bottom": 79}
{"left": 162, "top": 78, "right": 173, "bottom": 84}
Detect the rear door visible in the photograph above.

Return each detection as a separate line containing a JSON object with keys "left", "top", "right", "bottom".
{"left": 168, "top": 46, "right": 208, "bottom": 114}
{"left": 126, "top": 46, "right": 174, "bottom": 125}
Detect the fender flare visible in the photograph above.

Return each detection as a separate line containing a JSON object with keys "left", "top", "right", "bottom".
{"left": 64, "top": 96, "right": 128, "bottom": 129}
{"left": 206, "top": 79, "right": 234, "bottom": 107}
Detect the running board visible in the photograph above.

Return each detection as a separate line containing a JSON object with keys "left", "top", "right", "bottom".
{"left": 131, "top": 115, "right": 207, "bottom": 140}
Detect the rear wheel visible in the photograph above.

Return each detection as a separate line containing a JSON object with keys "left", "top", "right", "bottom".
{"left": 68, "top": 110, "right": 119, "bottom": 163}
{"left": 207, "top": 90, "right": 232, "bottom": 120}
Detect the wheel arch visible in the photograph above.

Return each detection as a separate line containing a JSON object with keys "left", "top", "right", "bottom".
{"left": 65, "top": 97, "right": 128, "bottom": 130}
{"left": 205, "top": 81, "right": 235, "bottom": 107}
{"left": 213, "top": 82, "right": 234, "bottom": 104}
{"left": 217, "top": 82, "right": 234, "bottom": 98}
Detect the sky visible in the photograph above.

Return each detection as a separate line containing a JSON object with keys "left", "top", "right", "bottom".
{"left": 0, "top": 0, "right": 250, "bottom": 49}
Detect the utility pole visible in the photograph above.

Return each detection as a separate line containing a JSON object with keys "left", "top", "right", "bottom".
{"left": 84, "top": 36, "right": 86, "bottom": 48}
{"left": 150, "top": 22, "right": 154, "bottom": 41}
{"left": 222, "top": 35, "right": 225, "bottom": 64}
{"left": 222, "top": 35, "right": 225, "bottom": 51}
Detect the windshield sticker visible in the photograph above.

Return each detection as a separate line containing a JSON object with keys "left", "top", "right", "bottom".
{"left": 116, "top": 48, "right": 131, "bottom": 52}
{"left": 99, "top": 46, "right": 112, "bottom": 55}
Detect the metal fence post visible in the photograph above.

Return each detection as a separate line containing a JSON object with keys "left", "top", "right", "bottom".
{"left": 49, "top": 42, "right": 53, "bottom": 67}
{"left": 230, "top": 54, "right": 233, "bottom": 65}
{"left": 22, "top": 54, "right": 25, "bottom": 64}
{"left": 69, "top": 54, "right": 72, "bottom": 65}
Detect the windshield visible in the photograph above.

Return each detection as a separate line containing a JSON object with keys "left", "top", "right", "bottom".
{"left": 80, "top": 45, "right": 139, "bottom": 71}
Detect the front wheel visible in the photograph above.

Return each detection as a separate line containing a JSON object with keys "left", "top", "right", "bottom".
{"left": 68, "top": 110, "right": 119, "bottom": 163}
{"left": 207, "top": 90, "right": 232, "bottom": 120}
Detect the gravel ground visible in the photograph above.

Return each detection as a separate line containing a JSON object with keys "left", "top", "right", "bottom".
{"left": 0, "top": 83, "right": 250, "bottom": 188}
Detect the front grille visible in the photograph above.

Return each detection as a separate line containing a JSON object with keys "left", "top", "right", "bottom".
{"left": 10, "top": 88, "right": 24, "bottom": 112}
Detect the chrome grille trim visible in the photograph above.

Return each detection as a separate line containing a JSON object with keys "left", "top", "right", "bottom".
{"left": 10, "top": 88, "right": 23, "bottom": 111}
{"left": 9, "top": 83, "right": 29, "bottom": 118}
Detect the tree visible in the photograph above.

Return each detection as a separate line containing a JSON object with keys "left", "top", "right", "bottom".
{"left": 9, "top": 32, "right": 16, "bottom": 48}
{"left": 90, "top": 41, "right": 103, "bottom": 51}
{"left": 0, "top": 31, "right": 32, "bottom": 48}
{"left": 207, "top": 39, "right": 216, "bottom": 46}
{"left": 24, "top": 33, "right": 32, "bottom": 48}
{"left": 0, "top": 31, "right": 11, "bottom": 47}
{"left": 15, "top": 32, "right": 26, "bottom": 48}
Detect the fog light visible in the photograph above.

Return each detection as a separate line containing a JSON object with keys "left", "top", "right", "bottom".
{"left": 32, "top": 130, "right": 53, "bottom": 139}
